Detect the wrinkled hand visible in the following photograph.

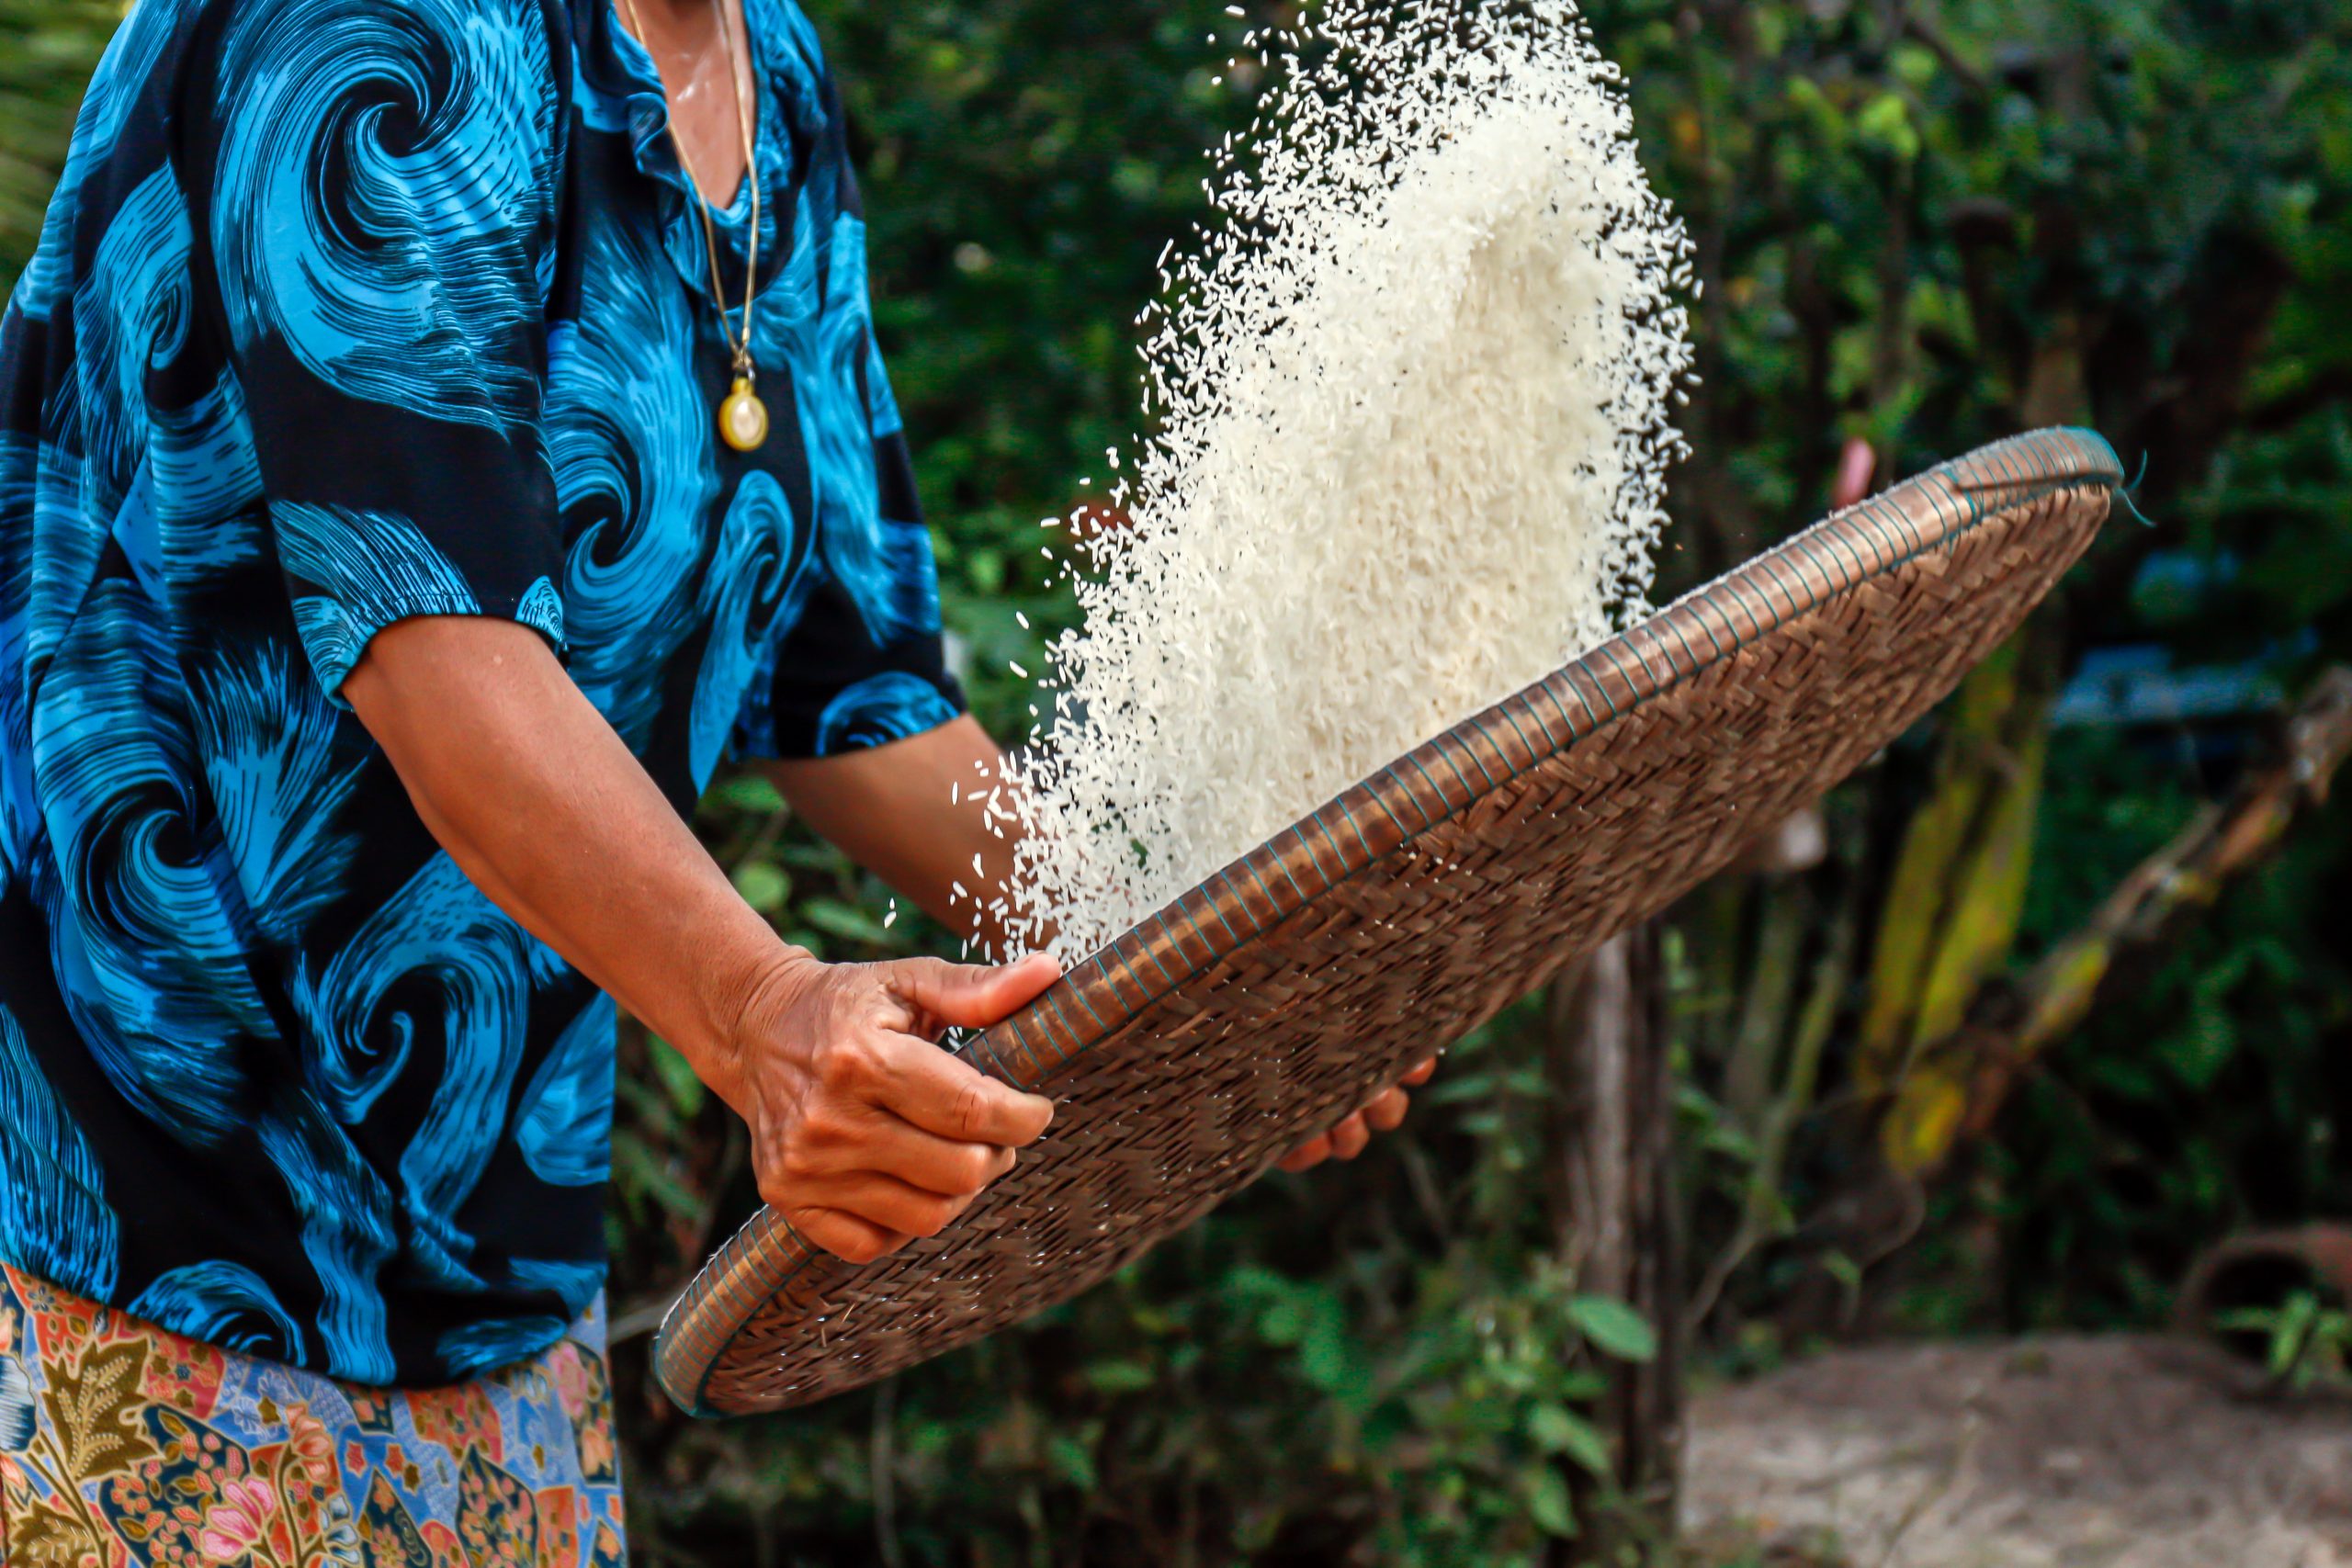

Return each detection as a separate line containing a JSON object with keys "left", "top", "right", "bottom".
{"left": 1277, "top": 1055, "right": 1439, "bottom": 1173}
{"left": 722, "top": 952, "right": 1061, "bottom": 1264}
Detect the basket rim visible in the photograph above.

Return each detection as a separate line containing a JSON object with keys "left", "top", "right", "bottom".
{"left": 654, "top": 424, "right": 2121, "bottom": 1415}
{"left": 965, "top": 424, "right": 2119, "bottom": 1085}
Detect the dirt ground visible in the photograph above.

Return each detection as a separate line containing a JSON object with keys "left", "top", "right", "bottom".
{"left": 1680, "top": 1336, "right": 2352, "bottom": 1568}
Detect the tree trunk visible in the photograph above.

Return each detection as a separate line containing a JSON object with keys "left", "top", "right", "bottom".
{"left": 1546, "top": 924, "right": 1682, "bottom": 1558}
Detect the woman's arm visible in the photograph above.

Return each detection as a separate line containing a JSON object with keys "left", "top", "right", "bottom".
{"left": 760, "top": 714, "right": 1025, "bottom": 953}
{"left": 345, "top": 615, "right": 1058, "bottom": 1263}
{"left": 761, "top": 719, "right": 1436, "bottom": 1170}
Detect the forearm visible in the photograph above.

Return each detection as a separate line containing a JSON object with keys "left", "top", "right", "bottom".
{"left": 345, "top": 615, "right": 791, "bottom": 1107}
{"left": 760, "top": 714, "right": 1038, "bottom": 955}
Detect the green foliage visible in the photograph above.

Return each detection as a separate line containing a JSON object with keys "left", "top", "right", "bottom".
{"left": 2211, "top": 1288, "right": 2352, "bottom": 1393}
{"left": 2201, "top": 1288, "right": 2352, "bottom": 1401}
{"left": 0, "top": 0, "right": 112, "bottom": 288}
{"left": 1611, "top": 0, "right": 2352, "bottom": 1365}
{"left": 1973, "top": 793, "right": 2352, "bottom": 1332}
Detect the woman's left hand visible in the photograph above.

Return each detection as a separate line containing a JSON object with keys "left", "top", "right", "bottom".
{"left": 1277, "top": 1055, "right": 1439, "bottom": 1172}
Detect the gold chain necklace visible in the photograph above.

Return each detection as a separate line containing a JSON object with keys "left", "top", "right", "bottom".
{"left": 615, "top": 0, "right": 769, "bottom": 451}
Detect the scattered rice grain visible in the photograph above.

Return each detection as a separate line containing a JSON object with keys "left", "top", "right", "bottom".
{"left": 1004, "top": 0, "right": 1691, "bottom": 963}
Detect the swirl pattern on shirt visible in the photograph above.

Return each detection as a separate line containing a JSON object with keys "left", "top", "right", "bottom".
{"left": 0, "top": 0, "right": 961, "bottom": 1384}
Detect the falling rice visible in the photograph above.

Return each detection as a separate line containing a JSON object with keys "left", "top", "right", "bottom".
{"left": 1002, "top": 0, "right": 1693, "bottom": 963}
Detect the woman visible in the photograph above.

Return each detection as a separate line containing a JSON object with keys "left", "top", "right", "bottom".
{"left": 0, "top": 0, "right": 1423, "bottom": 1557}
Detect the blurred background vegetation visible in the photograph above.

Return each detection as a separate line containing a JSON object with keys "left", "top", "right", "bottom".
{"left": 6, "top": 0, "right": 2351, "bottom": 1562}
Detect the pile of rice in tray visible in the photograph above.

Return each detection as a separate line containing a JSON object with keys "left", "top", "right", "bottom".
{"left": 998, "top": 0, "right": 1694, "bottom": 964}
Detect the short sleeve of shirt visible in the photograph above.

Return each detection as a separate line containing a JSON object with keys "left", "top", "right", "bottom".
{"left": 731, "top": 127, "right": 966, "bottom": 761}
{"left": 180, "top": 0, "right": 569, "bottom": 700}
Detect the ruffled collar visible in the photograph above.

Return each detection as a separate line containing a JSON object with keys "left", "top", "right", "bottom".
{"left": 574, "top": 0, "right": 828, "bottom": 310}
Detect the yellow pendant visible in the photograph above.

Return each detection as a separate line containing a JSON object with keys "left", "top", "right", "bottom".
{"left": 718, "top": 376, "right": 768, "bottom": 452}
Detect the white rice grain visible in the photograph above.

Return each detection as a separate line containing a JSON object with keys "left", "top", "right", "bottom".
{"left": 1005, "top": 0, "right": 1691, "bottom": 963}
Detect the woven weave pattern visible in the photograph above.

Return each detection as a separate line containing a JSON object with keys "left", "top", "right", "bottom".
{"left": 658, "top": 428, "right": 2122, "bottom": 1416}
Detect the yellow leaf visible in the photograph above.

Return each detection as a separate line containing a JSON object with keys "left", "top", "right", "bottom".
{"left": 2020, "top": 939, "right": 2114, "bottom": 1050}
{"left": 1857, "top": 765, "right": 1985, "bottom": 1078}
{"left": 1910, "top": 717, "right": 2046, "bottom": 1044}
{"left": 1883, "top": 1070, "right": 1969, "bottom": 1176}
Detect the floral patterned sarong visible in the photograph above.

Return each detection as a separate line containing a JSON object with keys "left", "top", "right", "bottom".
{"left": 0, "top": 1263, "right": 625, "bottom": 1565}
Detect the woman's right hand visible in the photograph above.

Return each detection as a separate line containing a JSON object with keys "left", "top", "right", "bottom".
{"left": 345, "top": 616, "right": 1059, "bottom": 1269}
{"left": 717, "top": 952, "right": 1062, "bottom": 1265}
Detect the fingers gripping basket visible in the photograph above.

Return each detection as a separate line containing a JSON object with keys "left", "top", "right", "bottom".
{"left": 658, "top": 428, "right": 2122, "bottom": 1416}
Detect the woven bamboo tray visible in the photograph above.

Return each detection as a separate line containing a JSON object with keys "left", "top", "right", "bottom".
{"left": 657, "top": 426, "right": 2121, "bottom": 1416}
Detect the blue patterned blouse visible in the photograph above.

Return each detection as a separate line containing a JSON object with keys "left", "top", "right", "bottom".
{"left": 0, "top": 0, "right": 963, "bottom": 1383}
